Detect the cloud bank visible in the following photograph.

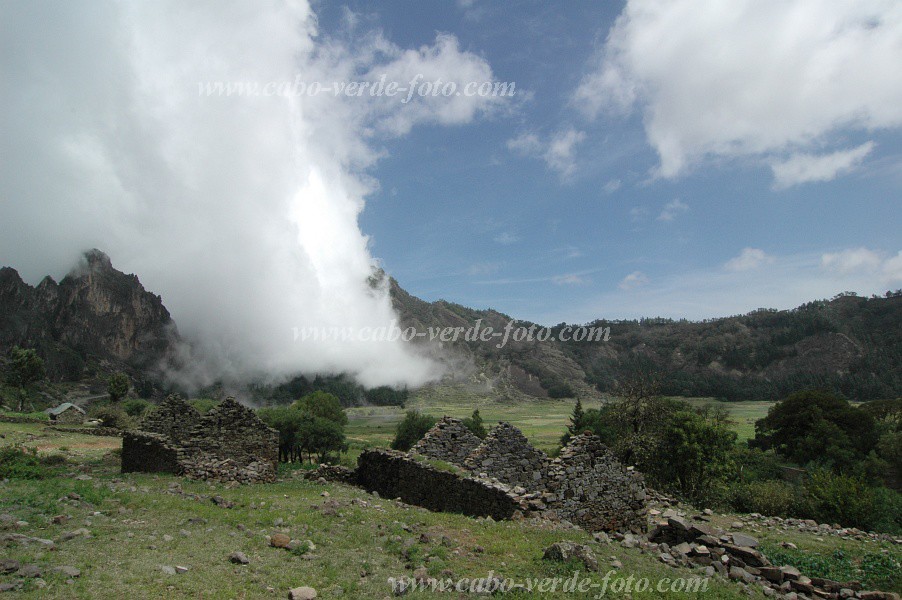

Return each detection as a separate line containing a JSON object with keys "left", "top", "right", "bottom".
{"left": 0, "top": 1, "right": 507, "bottom": 389}
{"left": 576, "top": 0, "right": 902, "bottom": 183}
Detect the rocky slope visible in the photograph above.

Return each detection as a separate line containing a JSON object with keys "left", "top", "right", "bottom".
{"left": 0, "top": 249, "right": 178, "bottom": 381}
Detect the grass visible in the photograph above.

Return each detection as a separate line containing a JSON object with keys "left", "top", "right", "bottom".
{"left": 0, "top": 434, "right": 766, "bottom": 599}
{"left": 347, "top": 386, "right": 775, "bottom": 455}
{"left": 3, "top": 393, "right": 897, "bottom": 598}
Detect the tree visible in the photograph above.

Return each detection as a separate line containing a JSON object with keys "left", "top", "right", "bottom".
{"left": 652, "top": 409, "right": 736, "bottom": 502}
{"left": 258, "top": 406, "right": 306, "bottom": 462}
{"left": 298, "top": 416, "right": 348, "bottom": 463}
{"left": 391, "top": 410, "right": 437, "bottom": 451}
{"left": 752, "top": 389, "right": 878, "bottom": 472}
{"left": 293, "top": 391, "right": 348, "bottom": 427}
{"left": 107, "top": 372, "right": 130, "bottom": 403}
{"left": 6, "top": 346, "right": 45, "bottom": 411}
{"left": 560, "top": 399, "right": 586, "bottom": 444}
{"left": 462, "top": 409, "right": 487, "bottom": 438}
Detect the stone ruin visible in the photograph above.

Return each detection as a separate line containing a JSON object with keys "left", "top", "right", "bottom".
{"left": 122, "top": 395, "right": 278, "bottom": 484}
{"left": 543, "top": 434, "right": 647, "bottom": 533}
{"left": 410, "top": 416, "right": 482, "bottom": 467}
{"left": 464, "top": 421, "right": 548, "bottom": 489}
{"left": 310, "top": 417, "right": 648, "bottom": 534}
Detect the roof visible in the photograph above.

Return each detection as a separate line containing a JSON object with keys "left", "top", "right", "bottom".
{"left": 45, "top": 402, "right": 86, "bottom": 416}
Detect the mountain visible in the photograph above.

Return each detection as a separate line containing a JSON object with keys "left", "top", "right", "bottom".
{"left": 0, "top": 249, "right": 179, "bottom": 382}
{"left": 1, "top": 250, "right": 899, "bottom": 402}
{"left": 390, "top": 279, "right": 902, "bottom": 402}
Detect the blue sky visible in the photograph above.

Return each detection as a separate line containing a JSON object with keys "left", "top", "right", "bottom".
{"left": 323, "top": 1, "right": 902, "bottom": 324}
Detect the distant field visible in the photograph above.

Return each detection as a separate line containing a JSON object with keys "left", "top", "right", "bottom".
{"left": 346, "top": 386, "right": 775, "bottom": 453}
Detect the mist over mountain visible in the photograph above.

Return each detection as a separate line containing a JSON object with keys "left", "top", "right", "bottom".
{"left": 2, "top": 250, "right": 898, "bottom": 403}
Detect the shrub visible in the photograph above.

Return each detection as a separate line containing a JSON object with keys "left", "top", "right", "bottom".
{"left": 188, "top": 398, "right": 219, "bottom": 414}
{"left": 0, "top": 446, "right": 53, "bottom": 479}
{"left": 121, "top": 398, "right": 152, "bottom": 417}
{"left": 391, "top": 410, "right": 436, "bottom": 451}
{"left": 729, "top": 480, "right": 800, "bottom": 517}
{"left": 88, "top": 405, "right": 133, "bottom": 430}
{"left": 801, "top": 469, "right": 875, "bottom": 528}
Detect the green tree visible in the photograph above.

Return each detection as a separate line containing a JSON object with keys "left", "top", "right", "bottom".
{"left": 560, "top": 398, "right": 586, "bottom": 445}
{"left": 6, "top": 346, "right": 45, "bottom": 411}
{"left": 258, "top": 406, "right": 306, "bottom": 462}
{"left": 293, "top": 391, "right": 347, "bottom": 427}
{"left": 298, "top": 416, "right": 348, "bottom": 463}
{"left": 107, "top": 372, "right": 130, "bottom": 403}
{"left": 653, "top": 409, "right": 737, "bottom": 503}
{"left": 753, "top": 389, "right": 878, "bottom": 472}
{"left": 462, "top": 409, "right": 487, "bottom": 438}
{"left": 391, "top": 410, "right": 437, "bottom": 451}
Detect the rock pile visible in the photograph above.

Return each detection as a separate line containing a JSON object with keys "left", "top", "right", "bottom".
{"left": 411, "top": 417, "right": 482, "bottom": 467}
{"left": 464, "top": 421, "right": 549, "bottom": 489}
{"left": 646, "top": 517, "right": 899, "bottom": 599}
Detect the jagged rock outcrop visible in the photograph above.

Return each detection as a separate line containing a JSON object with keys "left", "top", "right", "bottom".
{"left": 0, "top": 249, "right": 179, "bottom": 380}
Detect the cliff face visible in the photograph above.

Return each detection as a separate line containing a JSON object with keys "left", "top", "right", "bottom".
{"left": 0, "top": 250, "right": 179, "bottom": 381}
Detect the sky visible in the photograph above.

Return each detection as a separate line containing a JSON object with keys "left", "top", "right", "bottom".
{"left": 1, "top": 1, "right": 901, "bottom": 387}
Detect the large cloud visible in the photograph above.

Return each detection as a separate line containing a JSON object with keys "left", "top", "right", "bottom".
{"left": 0, "top": 1, "right": 507, "bottom": 388}
{"left": 574, "top": 0, "right": 902, "bottom": 182}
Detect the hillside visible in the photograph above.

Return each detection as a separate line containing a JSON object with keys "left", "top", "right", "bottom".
{"left": 0, "top": 250, "right": 178, "bottom": 384}
{"left": 1, "top": 251, "right": 899, "bottom": 403}
{"left": 391, "top": 279, "right": 902, "bottom": 401}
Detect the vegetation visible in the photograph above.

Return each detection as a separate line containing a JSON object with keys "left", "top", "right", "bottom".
{"left": 461, "top": 409, "right": 486, "bottom": 438}
{"left": 390, "top": 410, "right": 437, "bottom": 451}
{"left": 87, "top": 404, "right": 133, "bottom": 430}
{"left": 258, "top": 392, "right": 348, "bottom": 463}
{"left": 107, "top": 371, "right": 130, "bottom": 402}
{"left": 121, "top": 398, "right": 152, "bottom": 417}
{"left": 5, "top": 346, "right": 45, "bottom": 411}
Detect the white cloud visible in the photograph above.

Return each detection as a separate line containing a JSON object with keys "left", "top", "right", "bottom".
{"left": 772, "top": 142, "right": 876, "bottom": 188}
{"left": 619, "top": 271, "right": 649, "bottom": 290}
{"left": 657, "top": 199, "right": 688, "bottom": 222}
{"left": 0, "top": 1, "right": 511, "bottom": 389}
{"left": 493, "top": 231, "right": 520, "bottom": 245}
{"left": 507, "top": 128, "right": 586, "bottom": 178}
{"left": 725, "top": 248, "right": 775, "bottom": 272}
{"left": 545, "top": 247, "right": 902, "bottom": 323}
{"left": 821, "top": 247, "right": 882, "bottom": 274}
{"left": 575, "top": 1, "right": 902, "bottom": 181}
{"left": 553, "top": 273, "right": 587, "bottom": 285}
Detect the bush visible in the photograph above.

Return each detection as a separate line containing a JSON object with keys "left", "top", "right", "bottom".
{"left": 802, "top": 469, "right": 875, "bottom": 529}
{"left": 868, "top": 487, "right": 902, "bottom": 535}
{"left": 0, "top": 446, "right": 53, "bottom": 479}
{"left": 121, "top": 398, "right": 152, "bottom": 417}
{"left": 391, "top": 410, "right": 437, "bottom": 451}
{"left": 728, "top": 480, "right": 801, "bottom": 517}
{"left": 88, "top": 405, "right": 132, "bottom": 430}
{"left": 188, "top": 398, "right": 219, "bottom": 414}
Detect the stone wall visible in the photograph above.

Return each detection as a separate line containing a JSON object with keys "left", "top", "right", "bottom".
{"left": 121, "top": 431, "right": 183, "bottom": 474}
{"left": 182, "top": 397, "right": 278, "bottom": 473}
{"left": 356, "top": 449, "right": 526, "bottom": 521}
{"left": 464, "top": 422, "right": 549, "bottom": 490}
{"left": 139, "top": 394, "right": 200, "bottom": 444}
{"left": 543, "top": 433, "right": 647, "bottom": 534}
{"left": 121, "top": 396, "right": 278, "bottom": 484}
{"left": 410, "top": 416, "right": 482, "bottom": 467}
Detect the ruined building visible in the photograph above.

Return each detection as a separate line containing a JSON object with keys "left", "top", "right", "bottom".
{"left": 122, "top": 395, "right": 278, "bottom": 484}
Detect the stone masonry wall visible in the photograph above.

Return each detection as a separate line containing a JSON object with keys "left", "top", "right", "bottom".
{"left": 542, "top": 433, "right": 647, "bottom": 533}
{"left": 464, "top": 422, "right": 549, "bottom": 490}
{"left": 356, "top": 449, "right": 526, "bottom": 521}
{"left": 121, "top": 396, "right": 278, "bottom": 484}
{"left": 121, "top": 431, "right": 183, "bottom": 474}
{"left": 139, "top": 394, "right": 200, "bottom": 444}
{"left": 410, "top": 416, "right": 482, "bottom": 467}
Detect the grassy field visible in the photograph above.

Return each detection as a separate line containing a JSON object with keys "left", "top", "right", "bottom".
{"left": 3, "top": 410, "right": 899, "bottom": 598}
{"left": 347, "top": 388, "right": 774, "bottom": 456}
{"left": 0, "top": 422, "right": 777, "bottom": 599}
